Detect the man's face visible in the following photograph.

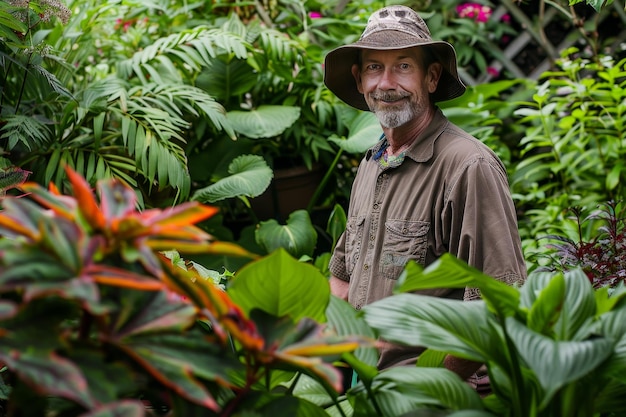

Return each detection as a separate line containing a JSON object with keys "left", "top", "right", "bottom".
{"left": 352, "top": 47, "right": 440, "bottom": 128}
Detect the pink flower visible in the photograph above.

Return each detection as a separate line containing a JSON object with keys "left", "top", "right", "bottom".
{"left": 487, "top": 66, "right": 500, "bottom": 77}
{"left": 456, "top": 3, "right": 492, "bottom": 23}
{"left": 308, "top": 11, "right": 322, "bottom": 19}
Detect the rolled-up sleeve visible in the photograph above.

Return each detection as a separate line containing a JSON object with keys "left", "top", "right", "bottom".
{"left": 442, "top": 157, "right": 526, "bottom": 299}
{"left": 329, "top": 231, "right": 350, "bottom": 281}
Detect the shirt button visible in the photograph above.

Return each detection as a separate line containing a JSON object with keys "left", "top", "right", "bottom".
{"left": 363, "top": 264, "right": 369, "bottom": 270}
{"left": 373, "top": 203, "right": 379, "bottom": 210}
{"left": 355, "top": 305, "right": 362, "bottom": 310}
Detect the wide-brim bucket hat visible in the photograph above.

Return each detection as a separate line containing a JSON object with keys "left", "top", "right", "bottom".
{"left": 324, "top": 5, "right": 466, "bottom": 111}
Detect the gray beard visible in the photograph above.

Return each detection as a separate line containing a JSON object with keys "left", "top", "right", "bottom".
{"left": 374, "top": 107, "right": 414, "bottom": 128}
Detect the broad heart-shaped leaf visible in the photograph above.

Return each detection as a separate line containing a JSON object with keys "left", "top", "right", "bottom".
{"left": 329, "top": 111, "right": 382, "bottom": 154}
{"left": 395, "top": 255, "right": 521, "bottom": 318}
{"left": 363, "top": 294, "right": 501, "bottom": 364}
{"left": 505, "top": 316, "right": 614, "bottom": 404}
{"left": 196, "top": 58, "right": 257, "bottom": 101}
{"left": 191, "top": 154, "right": 273, "bottom": 203}
{"left": 520, "top": 268, "right": 596, "bottom": 340}
{"left": 256, "top": 210, "right": 318, "bottom": 258}
{"left": 228, "top": 249, "right": 330, "bottom": 323}
{"left": 227, "top": 105, "right": 301, "bottom": 139}
{"left": 350, "top": 366, "right": 484, "bottom": 416}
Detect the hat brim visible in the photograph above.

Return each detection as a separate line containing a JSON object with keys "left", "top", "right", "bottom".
{"left": 324, "top": 31, "right": 466, "bottom": 111}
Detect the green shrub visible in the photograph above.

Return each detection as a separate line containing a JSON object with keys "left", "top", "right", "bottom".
{"left": 510, "top": 49, "right": 626, "bottom": 260}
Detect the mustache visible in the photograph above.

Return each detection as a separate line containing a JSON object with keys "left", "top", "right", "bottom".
{"left": 370, "top": 91, "right": 410, "bottom": 101}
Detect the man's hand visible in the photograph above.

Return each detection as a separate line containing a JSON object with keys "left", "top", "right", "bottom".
{"left": 329, "top": 276, "right": 349, "bottom": 301}
{"left": 443, "top": 354, "right": 483, "bottom": 380}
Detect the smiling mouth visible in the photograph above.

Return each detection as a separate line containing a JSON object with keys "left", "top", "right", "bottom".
{"left": 372, "top": 93, "right": 408, "bottom": 104}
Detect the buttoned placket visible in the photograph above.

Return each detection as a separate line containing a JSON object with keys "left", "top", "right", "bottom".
{"left": 355, "top": 167, "right": 390, "bottom": 310}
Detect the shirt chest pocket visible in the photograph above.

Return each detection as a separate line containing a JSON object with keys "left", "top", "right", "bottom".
{"left": 380, "top": 220, "right": 430, "bottom": 280}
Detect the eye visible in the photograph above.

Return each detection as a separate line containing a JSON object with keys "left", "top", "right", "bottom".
{"left": 398, "top": 62, "right": 411, "bottom": 71}
{"left": 365, "top": 63, "right": 382, "bottom": 72}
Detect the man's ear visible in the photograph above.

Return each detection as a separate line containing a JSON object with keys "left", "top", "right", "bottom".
{"left": 427, "top": 62, "right": 443, "bottom": 94}
{"left": 351, "top": 64, "right": 364, "bottom": 94}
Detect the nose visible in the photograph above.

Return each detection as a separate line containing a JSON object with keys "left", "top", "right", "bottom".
{"left": 378, "top": 68, "right": 397, "bottom": 90}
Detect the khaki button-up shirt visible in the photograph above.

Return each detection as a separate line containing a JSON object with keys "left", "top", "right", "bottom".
{"left": 329, "top": 109, "right": 526, "bottom": 368}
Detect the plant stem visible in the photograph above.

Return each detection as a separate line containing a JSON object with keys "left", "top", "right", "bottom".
{"left": 307, "top": 148, "right": 343, "bottom": 213}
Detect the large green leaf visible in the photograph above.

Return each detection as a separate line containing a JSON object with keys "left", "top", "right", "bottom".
{"left": 255, "top": 210, "right": 318, "bottom": 258}
{"left": 593, "top": 307, "right": 626, "bottom": 380}
{"left": 228, "top": 105, "right": 301, "bottom": 139}
{"left": 363, "top": 293, "right": 499, "bottom": 363}
{"left": 350, "top": 366, "right": 485, "bottom": 416}
{"left": 326, "top": 296, "right": 378, "bottom": 369}
{"left": 191, "top": 154, "right": 273, "bottom": 203}
{"left": 520, "top": 269, "right": 597, "bottom": 340}
{"left": 329, "top": 111, "right": 382, "bottom": 154}
{"left": 197, "top": 58, "right": 258, "bottom": 101}
{"left": 395, "top": 255, "right": 520, "bottom": 318}
{"left": 525, "top": 272, "right": 566, "bottom": 335}
{"left": 505, "top": 317, "right": 614, "bottom": 403}
{"left": 228, "top": 249, "right": 330, "bottom": 323}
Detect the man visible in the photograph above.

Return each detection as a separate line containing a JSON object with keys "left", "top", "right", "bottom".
{"left": 323, "top": 5, "right": 527, "bottom": 381}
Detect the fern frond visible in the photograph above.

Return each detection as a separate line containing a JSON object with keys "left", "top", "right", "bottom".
{"left": 0, "top": 114, "right": 51, "bottom": 150}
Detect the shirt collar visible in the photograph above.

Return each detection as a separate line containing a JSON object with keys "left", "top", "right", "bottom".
{"left": 365, "top": 108, "right": 448, "bottom": 163}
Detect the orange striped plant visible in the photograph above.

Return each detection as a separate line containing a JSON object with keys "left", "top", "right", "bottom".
{"left": 0, "top": 167, "right": 367, "bottom": 416}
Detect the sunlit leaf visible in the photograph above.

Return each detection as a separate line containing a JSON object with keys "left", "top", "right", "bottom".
{"left": 329, "top": 112, "right": 382, "bottom": 154}
{"left": 191, "top": 154, "right": 273, "bottom": 203}
{"left": 256, "top": 210, "right": 318, "bottom": 258}
{"left": 228, "top": 105, "right": 300, "bottom": 139}
{"left": 229, "top": 249, "right": 330, "bottom": 323}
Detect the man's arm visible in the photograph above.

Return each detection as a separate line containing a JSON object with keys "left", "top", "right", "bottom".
{"left": 329, "top": 276, "right": 349, "bottom": 301}
{"left": 443, "top": 354, "right": 483, "bottom": 380}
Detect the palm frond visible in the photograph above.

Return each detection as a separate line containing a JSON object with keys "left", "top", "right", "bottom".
{"left": 31, "top": 64, "right": 74, "bottom": 100}
{"left": 117, "top": 27, "right": 250, "bottom": 80}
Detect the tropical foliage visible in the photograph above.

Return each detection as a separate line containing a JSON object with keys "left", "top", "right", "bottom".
{"left": 2, "top": 0, "right": 626, "bottom": 416}
{"left": 0, "top": 167, "right": 368, "bottom": 416}
{"left": 362, "top": 255, "right": 626, "bottom": 417}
